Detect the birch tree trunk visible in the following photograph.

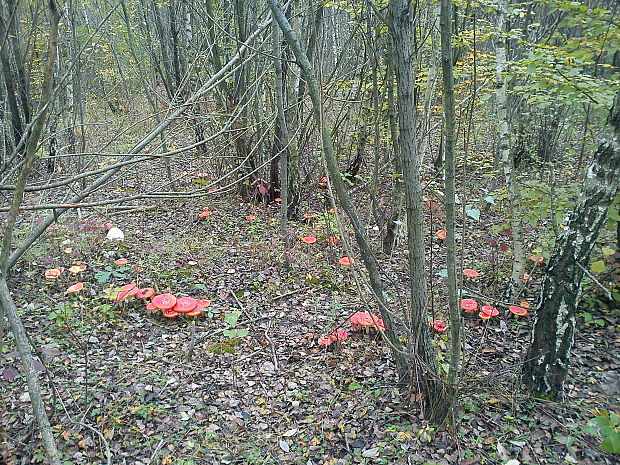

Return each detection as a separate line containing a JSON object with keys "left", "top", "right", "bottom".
{"left": 494, "top": 0, "right": 525, "bottom": 296}
{"left": 522, "top": 90, "right": 620, "bottom": 400}
{"left": 388, "top": 0, "right": 446, "bottom": 421}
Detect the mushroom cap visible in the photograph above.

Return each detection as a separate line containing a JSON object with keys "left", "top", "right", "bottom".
{"left": 106, "top": 227, "right": 125, "bottom": 241}
{"left": 152, "top": 293, "right": 177, "bottom": 310}
{"left": 115, "top": 258, "right": 129, "bottom": 266}
{"left": 436, "top": 229, "right": 447, "bottom": 240}
{"left": 338, "top": 256, "right": 354, "bottom": 266}
{"left": 245, "top": 215, "right": 256, "bottom": 220}
{"left": 174, "top": 297, "right": 198, "bottom": 313}
{"left": 301, "top": 236, "right": 317, "bottom": 244}
{"left": 317, "top": 336, "right": 333, "bottom": 346}
{"left": 326, "top": 236, "right": 339, "bottom": 243}
{"left": 432, "top": 320, "right": 447, "bottom": 332}
{"left": 195, "top": 299, "right": 211, "bottom": 310}
{"left": 69, "top": 264, "right": 87, "bottom": 274}
{"left": 199, "top": 209, "right": 213, "bottom": 218}
{"left": 112, "top": 283, "right": 139, "bottom": 302}
{"left": 186, "top": 308, "right": 203, "bottom": 317}
{"left": 66, "top": 282, "right": 84, "bottom": 294}
{"left": 145, "top": 302, "right": 157, "bottom": 311}
{"left": 463, "top": 268, "right": 479, "bottom": 278}
{"left": 519, "top": 301, "right": 530, "bottom": 308}
{"left": 478, "top": 311, "right": 492, "bottom": 320}
{"left": 481, "top": 305, "right": 499, "bottom": 317}
{"left": 330, "top": 329, "right": 349, "bottom": 341}
{"left": 303, "top": 213, "right": 316, "bottom": 219}
{"left": 350, "top": 312, "right": 383, "bottom": 330}
{"left": 509, "top": 305, "right": 528, "bottom": 316}
{"left": 162, "top": 309, "right": 179, "bottom": 318}
{"left": 136, "top": 287, "right": 155, "bottom": 299}
{"left": 529, "top": 254, "right": 544, "bottom": 263}
{"left": 461, "top": 299, "right": 478, "bottom": 313}
{"left": 45, "top": 268, "right": 62, "bottom": 279}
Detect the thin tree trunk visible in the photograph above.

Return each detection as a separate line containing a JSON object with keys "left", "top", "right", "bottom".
{"left": 0, "top": 3, "right": 61, "bottom": 463}
{"left": 494, "top": 0, "right": 525, "bottom": 297}
{"left": 388, "top": 0, "right": 446, "bottom": 421}
{"left": 522, "top": 90, "right": 620, "bottom": 400}
{"left": 440, "top": 0, "right": 461, "bottom": 405}
{"left": 267, "top": 0, "right": 409, "bottom": 381}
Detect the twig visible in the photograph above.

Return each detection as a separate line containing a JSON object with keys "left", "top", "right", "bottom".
{"left": 576, "top": 262, "right": 613, "bottom": 300}
{"left": 264, "top": 323, "right": 279, "bottom": 371}
{"left": 272, "top": 288, "right": 305, "bottom": 301}
{"left": 73, "top": 421, "right": 113, "bottom": 465}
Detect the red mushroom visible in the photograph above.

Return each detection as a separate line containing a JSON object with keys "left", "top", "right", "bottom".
{"left": 339, "top": 256, "right": 354, "bottom": 266}
{"left": 152, "top": 293, "right": 177, "bottom": 310}
{"left": 461, "top": 299, "right": 478, "bottom": 314}
{"left": 480, "top": 305, "right": 499, "bottom": 317}
{"left": 509, "top": 305, "right": 528, "bottom": 316}
{"left": 463, "top": 268, "right": 479, "bottom": 278}
{"left": 436, "top": 229, "right": 447, "bottom": 240}
{"left": 301, "top": 236, "right": 317, "bottom": 244}
{"left": 317, "top": 336, "right": 333, "bottom": 347}
{"left": 145, "top": 302, "right": 157, "bottom": 311}
{"left": 115, "top": 258, "right": 129, "bottom": 266}
{"left": 174, "top": 297, "right": 198, "bottom": 314}
{"left": 329, "top": 329, "right": 349, "bottom": 342}
{"left": 350, "top": 312, "right": 383, "bottom": 332}
{"left": 195, "top": 299, "right": 211, "bottom": 311}
{"left": 162, "top": 309, "right": 179, "bottom": 318}
{"left": 45, "top": 268, "right": 62, "bottom": 279}
{"left": 66, "top": 282, "right": 84, "bottom": 294}
{"left": 136, "top": 287, "right": 155, "bottom": 299}
{"left": 431, "top": 320, "right": 447, "bottom": 333}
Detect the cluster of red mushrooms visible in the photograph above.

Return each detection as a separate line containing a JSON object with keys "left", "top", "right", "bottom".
{"left": 110, "top": 283, "right": 210, "bottom": 318}
{"left": 317, "top": 311, "right": 385, "bottom": 348}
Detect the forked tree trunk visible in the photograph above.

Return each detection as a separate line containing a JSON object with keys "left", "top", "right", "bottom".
{"left": 494, "top": 0, "right": 525, "bottom": 296}
{"left": 522, "top": 90, "right": 620, "bottom": 399}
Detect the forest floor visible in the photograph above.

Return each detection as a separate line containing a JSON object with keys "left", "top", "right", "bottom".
{"left": 1, "top": 166, "right": 619, "bottom": 465}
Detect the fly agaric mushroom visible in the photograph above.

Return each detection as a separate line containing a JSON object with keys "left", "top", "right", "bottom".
{"left": 199, "top": 209, "right": 214, "bottom": 218}
{"left": 519, "top": 301, "right": 530, "bottom": 308}
{"left": 326, "top": 236, "right": 339, "bottom": 243}
{"left": 463, "top": 268, "right": 479, "bottom": 278}
{"left": 318, "top": 176, "right": 328, "bottom": 187}
{"left": 115, "top": 258, "right": 129, "bottom": 266}
{"left": 162, "top": 309, "right": 179, "bottom": 318}
{"left": 317, "top": 336, "right": 333, "bottom": 347}
{"left": 112, "top": 283, "right": 139, "bottom": 302}
{"left": 509, "top": 305, "right": 528, "bottom": 316}
{"left": 339, "top": 256, "right": 354, "bottom": 266}
{"left": 195, "top": 299, "right": 211, "bottom": 311}
{"left": 350, "top": 312, "right": 384, "bottom": 332}
{"left": 461, "top": 299, "right": 478, "bottom": 314}
{"left": 68, "top": 264, "right": 87, "bottom": 274}
{"left": 436, "top": 229, "right": 447, "bottom": 240}
{"left": 66, "top": 282, "right": 84, "bottom": 294}
{"left": 245, "top": 215, "right": 256, "bottom": 220}
{"left": 173, "top": 297, "right": 197, "bottom": 313}
{"left": 145, "top": 302, "right": 157, "bottom": 311}
{"left": 330, "top": 329, "right": 349, "bottom": 342}
{"left": 301, "top": 236, "right": 317, "bottom": 244}
{"left": 136, "top": 288, "right": 155, "bottom": 299}
{"left": 530, "top": 254, "right": 544, "bottom": 263}
{"left": 152, "top": 293, "right": 177, "bottom": 311}
{"left": 431, "top": 320, "right": 447, "bottom": 333}
{"left": 480, "top": 305, "right": 499, "bottom": 318}
{"left": 186, "top": 308, "right": 203, "bottom": 317}
{"left": 45, "top": 268, "right": 62, "bottom": 279}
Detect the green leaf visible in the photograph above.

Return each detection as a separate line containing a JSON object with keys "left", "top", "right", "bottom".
{"left": 347, "top": 382, "right": 362, "bottom": 391}
{"left": 94, "top": 271, "right": 112, "bottom": 283}
{"left": 224, "top": 310, "right": 242, "bottom": 327}
{"left": 590, "top": 260, "right": 605, "bottom": 273}
{"left": 601, "top": 247, "right": 615, "bottom": 257}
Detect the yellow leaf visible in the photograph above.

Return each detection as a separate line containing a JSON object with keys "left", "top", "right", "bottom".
{"left": 602, "top": 247, "right": 615, "bottom": 257}
{"left": 486, "top": 398, "right": 501, "bottom": 404}
{"left": 591, "top": 260, "right": 605, "bottom": 273}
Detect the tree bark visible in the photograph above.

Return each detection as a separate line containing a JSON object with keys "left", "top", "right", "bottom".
{"left": 0, "top": 2, "right": 62, "bottom": 463}
{"left": 440, "top": 0, "right": 461, "bottom": 405}
{"left": 388, "top": 0, "right": 445, "bottom": 420}
{"left": 522, "top": 90, "right": 620, "bottom": 399}
{"left": 494, "top": 0, "right": 525, "bottom": 296}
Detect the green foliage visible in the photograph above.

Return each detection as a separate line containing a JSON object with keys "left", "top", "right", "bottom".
{"left": 94, "top": 265, "right": 130, "bottom": 283}
{"left": 48, "top": 303, "right": 74, "bottom": 324}
{"left": 222, "top": 310, "right": 248, "bottom": 338}
{"left": 583, "top": 410, "right": 620, "bottom": 453}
